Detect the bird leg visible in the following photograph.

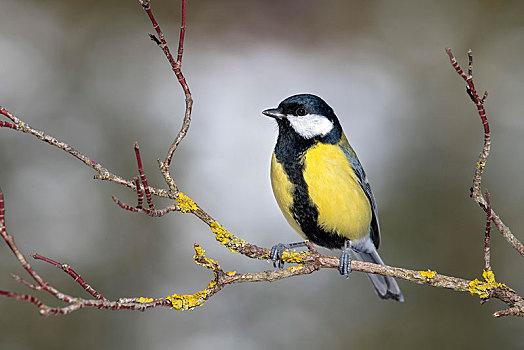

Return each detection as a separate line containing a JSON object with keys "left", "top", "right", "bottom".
{"left": 339, "top": 240, "right": 352, "bottom": 277}
{"left": 270, "top": 241, "right": 307, "bottom": 269}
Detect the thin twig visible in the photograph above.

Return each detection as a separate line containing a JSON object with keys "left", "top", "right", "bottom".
{"left": 134, "top": 142, "right": 154, "bottom": 209}
{"left": 0, "top": 121, "right": 16, "bottom": 129}
{"left": 140, "top": 0, "right": 193, "bottom": 171}
{"left": 134, "top": 177, "right": 144, "bottom": 209}
{"left": 484, "top": 191, "right": 492, "bottom": 271}
{"left": 0, "top": 106, "right": 171, "bottom": 199}
{"left": 111, "top": 195, "right": 178, "bottom": 217}
{"left": 10, "top": 274, "right": 41, "bottom": 290}
{"left": 445, "top": 48, "right": 524, "bottom": 257}
{"left": 32, "top": 254, "right": 108, "bottom": 301}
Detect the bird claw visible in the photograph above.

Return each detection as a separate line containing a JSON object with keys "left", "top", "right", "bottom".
{"left": 339, "top": 243, "right": 352, "bottom": 278}
{"left": 270, "top": 243, "right": 288, "bottom": 269}
{"left": 269, "top": 241, "right": 307, "bottom": 269}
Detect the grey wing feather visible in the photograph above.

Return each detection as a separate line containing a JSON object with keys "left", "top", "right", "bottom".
{"left": 339, "top": 145, "right": 381, "bottom": 249}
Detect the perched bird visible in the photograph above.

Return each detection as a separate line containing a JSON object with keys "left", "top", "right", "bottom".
{"left": 263, "top": 94, "right": 403, "bottom": 302}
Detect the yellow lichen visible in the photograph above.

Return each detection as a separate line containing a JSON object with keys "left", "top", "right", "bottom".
{"left": 166, "top": 280, "right": 216, "bottom": 311}
{"left": 175, "top": 192, "right": 198, "bottom": 213}
{"left": 477, "top": 161, "right": 486, "bottom": 167}
{"left": 161, "top": 246, "right": 230, "bottom": 311}
{"left": 468, "top": 270, "right": 507, "bottom": 299}
{"left": 419, "top": 269, "right": 437, "bottom": 279}
{"left": 281, "top": 249, "right": 310, "bottom": 264}
{"left": 287, "top": 264, "right": 304, "bottom": 273}
{"left": 210, "top": 221, "right": 245, "bottom": 252}
{"left": 138, "top": 297, "right": 155, "bottom": 303}
{"left": 193, "top": 244, "right": 219, "bottom": 269}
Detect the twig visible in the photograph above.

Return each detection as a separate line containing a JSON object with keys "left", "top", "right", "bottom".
{"left": 10, "top": 274, "right": 41, "bottom": 291}
{"left": 0, "top": 106, "right": 170, "bottom": 199}
{"left": 134, "top": 177, "right": 144, "bottom": 209}
{"left": 445, "top": 48, "right": 524, "bottom": 257}
{"left": 0, "top": 121, "right": 16, "bottom": 129}
{"left": 112, "top": 195, "right": 178, "bottom": 217}
{"left": 134, "top": 142, "right": 154, "bottom": 209}
{"left": 32, "top": 254, "right": 107, "bottom": 301}
{"left": 446, "top": 48, "right": 524, "bottom": 317}
{"left": 484, "top": 191, "right": 492, "bottom": 271}
{"left": 140, "top": 0, "right": 193, "bottom": 179}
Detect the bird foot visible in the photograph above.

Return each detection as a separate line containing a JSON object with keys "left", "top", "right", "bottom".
{"left": 339, "top": 241, "right": 352, "bottom": 277}
{"left": 270, "top": 241, "right": 307, "bottom": 269}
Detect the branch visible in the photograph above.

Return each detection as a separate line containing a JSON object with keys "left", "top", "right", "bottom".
{"left": 0, "top": 178, "right": 520, "bottom": 316}
{"left": 0, "top": 183, "right": 473, "bottom": 314}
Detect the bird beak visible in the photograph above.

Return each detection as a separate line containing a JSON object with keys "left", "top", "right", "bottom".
{"left": 262, "top": 108, "right": 284, "bottom": 119}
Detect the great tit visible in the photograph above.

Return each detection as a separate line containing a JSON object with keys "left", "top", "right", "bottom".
{"left": 263, "top": 94, "right": 404, "bottom": 302}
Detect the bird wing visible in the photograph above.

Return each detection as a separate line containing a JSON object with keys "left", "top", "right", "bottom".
{"left": 338, "top": 135, "right": 380, "bottom": 249}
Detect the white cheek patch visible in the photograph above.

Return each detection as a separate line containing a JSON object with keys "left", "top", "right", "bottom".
{"left": 287, "top": 114, "right": 334, "bottom": 139}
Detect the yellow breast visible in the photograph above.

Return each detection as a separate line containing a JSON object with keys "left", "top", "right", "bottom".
{"left": 270, "top": 153, "right": 306, "bottom": 238}
{"left": 302, "top": 143, "right": 371, "bottom": 241}
{"left": 271, "top": 153, "right": 307, "bottom": 239}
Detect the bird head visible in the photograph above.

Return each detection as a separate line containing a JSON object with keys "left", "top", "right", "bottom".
{"left": 263, "top": 94, "right": 341, "bottom": 141}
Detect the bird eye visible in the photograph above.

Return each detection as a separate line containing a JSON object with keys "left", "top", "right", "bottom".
{"left": 296, "top": 108, "right": 306, "bottom": 116}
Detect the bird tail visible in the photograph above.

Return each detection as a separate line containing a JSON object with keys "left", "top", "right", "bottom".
{"left": 352, "top": 246, "right": 404, "bottom": 302}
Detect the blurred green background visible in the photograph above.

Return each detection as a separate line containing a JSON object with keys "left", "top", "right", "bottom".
{"left": 1, "top": 0, "right": 524, "bottom": 348}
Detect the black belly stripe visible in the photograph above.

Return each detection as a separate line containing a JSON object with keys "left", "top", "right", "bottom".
{"left": 274, "top": 121, "right": 346, "bottom": 249}
{"left": 291, "top": 179, "right": 346, "bottom": 249}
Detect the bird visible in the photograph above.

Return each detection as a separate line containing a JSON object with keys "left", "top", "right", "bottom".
{"left": 263, "top": 93, "right": 404, "bottom": 302}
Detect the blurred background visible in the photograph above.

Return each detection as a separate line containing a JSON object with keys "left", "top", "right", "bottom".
{"left": 1, "top": 0, "right": 524, "bottom": 348}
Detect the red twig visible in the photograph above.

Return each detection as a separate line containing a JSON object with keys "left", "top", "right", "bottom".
{"left": 0, "top": 290, "right": 49, "bottom": 312}
{"left": 446, "top": 49, "right": 468, "bottom": 80}
{"left": 112, "top": 195, "right": 177, "bottom": 217}
{"left": 32, "top": 254, "right": 108, "bottom": 301}
{"left": 111, "top": 143, "right": 182, "bottom": 215}
{"left": 484, "top": 191, "right": 492, "bottom": 271}
{"left": 140, "top": 0, "right": 190, "bottom": 99}
{"left": 112, "top": 195, "right": 141, "bottom": 213}
{"left": 176, "top": 0, "right": 187, "bottom": 67}
{"left": 134, "top": 142, "right": 154, "bottom": 209}
{"left": 0, "top": 107, "right": 170, "bottom": 198}
{"left": 10, "top": 274, "right": 41, "bottom": 290}
{"left": 0, "top": 185, "right": 5, "bottom": 230}
{"left": 1, "top": 186, "right": 89, "bottom": 313}
{"left": 446, "top": 48, "right": 524, "bottom": 258}
{"left": 134, "top": 177, "right": 144, "bottom": 209}
{"left": 0, "top": 187, "right": 44, "bottom": 287}
{"left": 445, "top": 49, "right": 489, "bottom": 134}
{"left": 140, "top": 0, "right": 193, "bottom": 169}
{"left": 0, "top": 120, "right": 17, "bottom": 129}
